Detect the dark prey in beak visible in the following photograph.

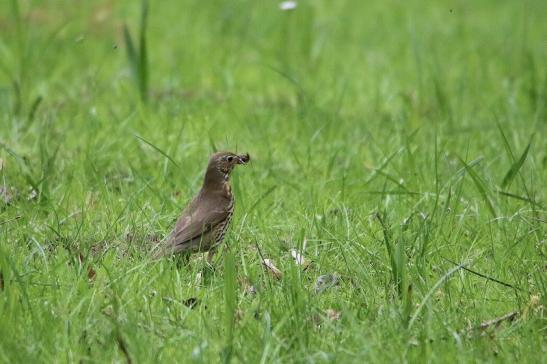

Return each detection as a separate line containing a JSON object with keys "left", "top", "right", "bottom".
{"left": 238, "top": 153, "right": 250, "bottom": 164}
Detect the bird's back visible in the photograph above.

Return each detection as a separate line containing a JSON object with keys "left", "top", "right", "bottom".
{"left": 156, "top": 186, "right": 233, "bottom": 257}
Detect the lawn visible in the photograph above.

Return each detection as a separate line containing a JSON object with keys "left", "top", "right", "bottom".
{"left": 0, "top": 0, "right": 545, "bottom": 362}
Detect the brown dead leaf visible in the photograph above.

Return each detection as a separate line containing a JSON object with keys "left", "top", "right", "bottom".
{"left": 101, "top": 305, "right": 114, "bottom": 318}
{"left": 239, "top": 277, "right": 257, "bottom": 296}
{"left": 87, "top": 266, "right": 97, "bottom": 282}
{"left": 434, "top": 288, "right": 445, "bottom": 301}
{"left": 312, "top": 309, "right": 342, "bottom": 326}
{"left": 0, "top": 186, "right": 14, "bottom": 205}
{"left": 529, "top": 294, "right": 540, "bottom": 307}
{"left": 0, "top": 271, "right": 4, "bottom": 291}
{"left": 477, "top": 311, "right": 518, "bottom": 332}
{"left": 86, "top": 191, "right": 99, "bottom": 209}
{"left": 90, "top": 242, "right": 108, "bottom": 257}
{"left": 324, "top": 309, "right": 341, "bottom": 321}
{"left": 522, "top": 294, "right": 544, "bottom": 319}
{"left": 262, "top": 258, "right": 283, "bottom": 279}
{"left": 235, "top": 308, "right": 244, "bottom": 323}
{"left": 77, "top": 253, "right": 96, "bottom": 282}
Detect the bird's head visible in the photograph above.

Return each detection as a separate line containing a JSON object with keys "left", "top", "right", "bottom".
{"left": 205, "top": 151, "right": 250, "bottom": 185}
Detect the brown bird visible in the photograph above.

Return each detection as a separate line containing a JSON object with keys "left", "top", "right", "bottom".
{"left": 154, "top": 151, "right": 250, "bottom": 260}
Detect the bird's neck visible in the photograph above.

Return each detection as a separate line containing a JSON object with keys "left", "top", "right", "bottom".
{"left": 203, "top": 167, "right": 231, "bottom": 194}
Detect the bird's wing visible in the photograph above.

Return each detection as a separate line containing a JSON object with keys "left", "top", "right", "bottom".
{"left": 169, "top": 196, "right": 229, "bottom": 248}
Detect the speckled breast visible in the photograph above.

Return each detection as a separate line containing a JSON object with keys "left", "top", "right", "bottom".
{"left": 213, "top": 196, "right": 234, "bottom": 246}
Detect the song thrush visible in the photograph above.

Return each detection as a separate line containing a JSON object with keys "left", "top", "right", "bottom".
{"left": 154, "top": 151, "right": 250, "bottom": 259}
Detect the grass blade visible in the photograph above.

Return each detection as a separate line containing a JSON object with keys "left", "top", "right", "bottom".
{"left": 408, "top": 261, "right": 468, "bottom": 330}
{"left": 496, "top": 118, "right": 516, "bottom": 161}
{"left": 458, "top": 156, "right": 497, "bottom": 218}
{"left": 248, "top": 185, "right": 277, "bottom": 213}
{"left": 497, "top": 190, "right": 543, "bottom": 209}
{"left": 223, "top": 250, "right": 237, "bottom": 364}
{"left": 123, "top": 0, "right": 149, "bottom": 103}
{"left": 26, "top": 95, "right": 42, "bottom": 125}
{"left": 138, "top": 0, "right": 149, "bottom": 102}
{"left": 501, "top": 140, "right": 532, "bottom": 189}
{"left": 123, "top": 24, "right": 138, "bottom": 77}
{"left": 442, "top": 256, "right": 520, "bottom": 290}
{"left": 134, "top": 134, "right": 179, "bottom": 168}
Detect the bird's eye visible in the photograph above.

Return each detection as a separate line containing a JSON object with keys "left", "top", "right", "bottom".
{"left": 227, "top": 156, "right": 234, "bottom": 162}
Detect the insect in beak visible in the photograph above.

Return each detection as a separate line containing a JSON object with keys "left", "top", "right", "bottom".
{"left": 237, "top": 153, "right": 250, "bottom": 164}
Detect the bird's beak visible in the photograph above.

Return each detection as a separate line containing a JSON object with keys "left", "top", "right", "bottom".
{"left": 237, "top": 153, "right": 250, "bottom": 165}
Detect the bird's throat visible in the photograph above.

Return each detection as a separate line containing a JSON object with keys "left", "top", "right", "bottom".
{"left": 223, "top": 180, "right": 232, "bottom": 197}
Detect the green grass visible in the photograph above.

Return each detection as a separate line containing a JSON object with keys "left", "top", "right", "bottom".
{"left": 1, "top": 0, "right": 546, "bottom": 362}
